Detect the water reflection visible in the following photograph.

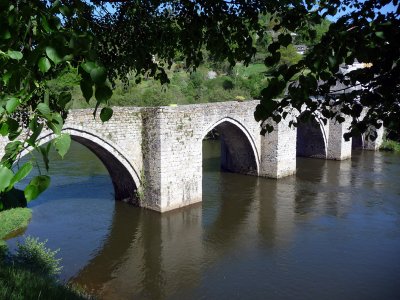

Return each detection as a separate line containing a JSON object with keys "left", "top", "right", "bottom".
{"left": 8, "top": 140, "right": 400, "bottom": 300}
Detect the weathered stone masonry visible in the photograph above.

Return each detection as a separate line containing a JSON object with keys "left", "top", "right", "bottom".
{"left": 0, "top": 101, "right": 383, "bottom": 212}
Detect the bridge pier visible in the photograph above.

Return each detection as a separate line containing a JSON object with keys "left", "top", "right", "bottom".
{"left": 364, "top": 126, "right": 384, "bottom": 150}
{"left": 260, "top": 117, "right": 297, "bottom": 178}
{"left": 141, "top": 107, "right": 203, "bottom": 212}
{"left": 327, "top": 116, "right": 353, "bottom": 160}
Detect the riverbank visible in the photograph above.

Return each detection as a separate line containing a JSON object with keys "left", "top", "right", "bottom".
{"left": 0, "top": 209, "right": 93, "bottom": 300}
{"left": 380, "top": 139, "right": 400, "bottom": 152}
{"left": 0, "top": 208, "right": 32, "bottom": 243}
{"left": 0, "top": 264, "right": 92, "bottom": 300}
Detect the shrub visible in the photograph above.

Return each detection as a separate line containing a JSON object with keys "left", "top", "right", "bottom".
{"left": 380, "top": 139, "right": 400, "bottom": 152}
{"left": 14, "top": 236, "right": 62, "bottom": 278}
{"left": 0, "top": 265, "right": 92, "bottom": 300}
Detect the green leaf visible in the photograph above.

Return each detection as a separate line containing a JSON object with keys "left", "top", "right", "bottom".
{"left": 38, "top": 57, "right": 51, "bottom": 73}
{"left": 2, "top": 71, "right": 12, "bottom": 85}
{"left": 90, "top": 66, "right": 107, "bottom": 84}
{"left": 2, "top": 188, "right": 27, "bottom": 208}
{"left": 9, "top": 162, "right": 33, "bottom": 187}
{"left": 81, "top": 61, "right": 97, "bottom": 73}
{"left": 27, "top": 121, "right": 43, "bottom": 147}
{"left": 58, "top": 91, "right": 71, "bottom": 108}
{"left": 24, "top": 175, "right": 51, "bottom": 202}
{"left": 328, "top": 56, "right": 337, "bottom": 69}
{"left": 100, "top": 107, "right": 113, "bottom": 122}
{"left": 6, "top": 118, "right": 20, "bottom": 141}
{"left": 0, "top": 165, "right": 14, "bottom": 192}
{"left": 1, "top": 141, "right": 23, "bottom": 168}
{"left": 6, "top": 97, "right": 20, "bottom": 114}
{"left": 95, "top": 84, "right": 112, "bottom": 103}
{"left": 1, "top": 30, "right": 11, "bottom": 40}
{"left": 37, "top": 103, "right": 51, "bottom": 119}
{"left": 41, "top": 16, "right": 52, "bottom": 33}
{"left": 45, "top": 46, "right": 62, "bottom": 64}
{"left": 59, "top": 5, "right": 72, "bottom": 17}
{"left": 39, "top": 143, "right": 51, "bottom": 171}
{"left": 278, "top": 33, "right": 292, "bottom": 47}
{"left": 0, "top": 123, "right": 9, "bottom": 136}
{"left": 47, "top": 113, "right": 63, "bottom": 135}
{"left": 80, "top": 79, "right": 93, "bottom": 102}
{"left": 7, "top": 50, "right": 23, "bottom": 60}
{"left": 53, "top": 133, "right": 71, "bottom": 158}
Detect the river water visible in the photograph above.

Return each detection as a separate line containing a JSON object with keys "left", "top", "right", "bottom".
{"left": 8, "top": 140, "right": 400, "bottom": 300}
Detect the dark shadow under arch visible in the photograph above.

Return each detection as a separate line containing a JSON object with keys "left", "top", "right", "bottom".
{"left": 72, "top": 136, "right": 139, "bottom": 205}
{"left": 352, "top": 134, "right": 363, "bottom": 150}
{"left": 296, "top": 116, "right": 326, "bottom": 159}
{"left": 204, "top": 120, "right": 258, "bottom": 176}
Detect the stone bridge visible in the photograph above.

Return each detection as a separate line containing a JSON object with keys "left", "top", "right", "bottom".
{"left": 0, "top": 100, "right": 383, "bottom": 212}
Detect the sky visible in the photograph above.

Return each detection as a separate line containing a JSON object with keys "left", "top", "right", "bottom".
{"left": 94, "top": 1, "right": 399, "bottom": 23}
{"left": 327, "top": 1, "right": 398, "bottom": 21}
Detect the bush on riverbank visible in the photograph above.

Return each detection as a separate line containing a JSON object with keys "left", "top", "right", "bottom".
{"left": 380, "top": 139, "right": 400, "bottom": 153}
{"left": 0, "top": 236, "right": 93, "bottom": 300}
{"left": 0, "top": 264, "right": 92, "bottom": 300}
{"left": 0, "top": 210, "right": 92, "bottom": 299}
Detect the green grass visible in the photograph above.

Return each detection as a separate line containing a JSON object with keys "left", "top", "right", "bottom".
{"left": 234, "top": 63, "right": 267, "bottom": 77}
{"left": 0, "top": 264, "right": 92, "bottom": 300}
{"left": 380, "top": 139, "right": 400, "bottom": 152}
{"left": 0, "top": 208, "right": 32, "bottom": 241}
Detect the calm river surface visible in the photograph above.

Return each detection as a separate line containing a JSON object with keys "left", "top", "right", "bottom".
{"left": 8, "top": 140, "right": 400, "bottom": 300}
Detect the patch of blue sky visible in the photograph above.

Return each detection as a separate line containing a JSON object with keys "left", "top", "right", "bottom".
{"left": 327, "top": 1, "right": 398, "bottom": 21}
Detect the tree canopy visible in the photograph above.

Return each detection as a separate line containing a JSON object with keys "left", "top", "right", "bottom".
{"left": 1, "top": 0, "right": 399, "bottom": 206}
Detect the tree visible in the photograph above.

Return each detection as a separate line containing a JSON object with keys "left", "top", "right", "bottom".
{"left": 1, "top": 0, "right": 399, "bottom": 207}
{"left": 0, "top": 0, "right": 113, "bottom": 208}
{"left": 254, "top": 0, "right": 399, "bottom": 139}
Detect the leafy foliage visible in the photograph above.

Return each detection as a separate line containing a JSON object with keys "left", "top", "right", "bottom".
{"left": 255, "top": 0, "right": 400, "bottom": 139}
{"left": 0, "top": 0, "right": 113, "bottom": 204}
{"left": 14, "top": 236, "right": 62, "bottom": 278}
{"left": 380, "top": 139, "right": 400, "bottom": 152}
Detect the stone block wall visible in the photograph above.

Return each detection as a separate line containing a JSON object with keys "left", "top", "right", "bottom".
{"left": 260, "top": 115, "right": 297, "bottom": 178}
{"left": 327, "top": 116, "right": 352, "bottom": 160}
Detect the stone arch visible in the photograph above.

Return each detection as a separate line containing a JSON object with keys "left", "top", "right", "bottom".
{"left": 296, "top": 114, "right": 327, "bottom": 159}
{"left": 202, "top": 117, "right": 259, "bottom": 175}
{"left": 19, "top": 127, "right": 140, "bottom": 205}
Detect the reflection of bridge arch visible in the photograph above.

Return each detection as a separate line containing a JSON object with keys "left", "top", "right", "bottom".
{"left": 21, "top": 127, "right": 140, "bottom": 204}
{"left": 70, "top": 202, "right": 142, "bottom": 293}
{"left": 296, "top": 114, "right": 327, "bottom": 159}
{"left": 202, "top": 117, "right": 259, "bottom": 176}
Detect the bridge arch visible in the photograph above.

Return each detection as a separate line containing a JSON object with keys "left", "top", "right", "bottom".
{"left": 296, "top": 113, "right": 327, "bottom": 159}
{"left": 19, "top": 127, "right": 140, "bottom": 205}
{"left": 202, "top": 117, "right": 259, "bottom": 176}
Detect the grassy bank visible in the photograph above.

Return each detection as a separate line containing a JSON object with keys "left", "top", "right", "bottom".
{"left": 380, "top": 139, "right": 400, "bottom": 152}
{"left": 0, "top": 208, "right": 32, "bottom": 241}
{"left": 0, "top": 264, "right": 91, "bottom": 300}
